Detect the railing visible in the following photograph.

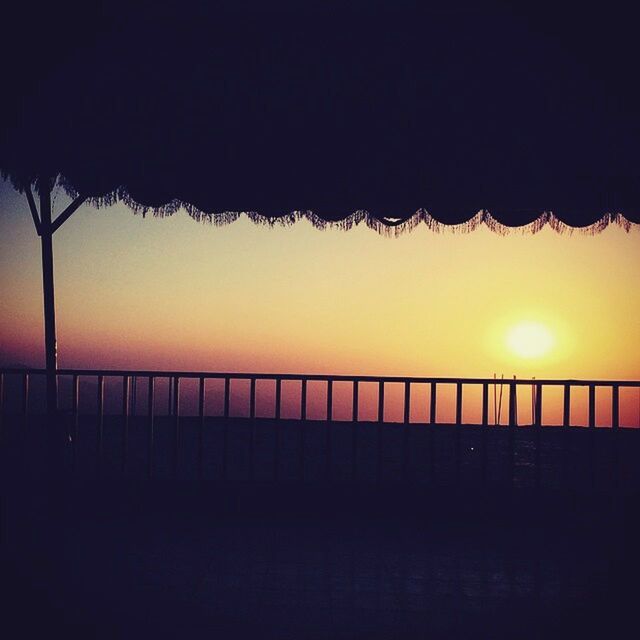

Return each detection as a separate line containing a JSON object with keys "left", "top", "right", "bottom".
{"left": 1, "top": 368, "right": 639, "bottom": 488}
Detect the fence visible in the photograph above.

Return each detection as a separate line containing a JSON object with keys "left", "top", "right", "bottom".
{"left": 1, "top": 368, "right": 639, "bottom": 489}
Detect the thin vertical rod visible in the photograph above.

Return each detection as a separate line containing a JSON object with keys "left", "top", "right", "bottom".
{"left": 275, "top": 378, "right": 282, "bottom": 420}
{"left": 274, "top": 378, "right": 282, "bottom": 481}
{"left": 534, "top": 383, "right": 542, "bottom": 427}
{"left": 131, "top": 377, "right": 137, "bottom": 417}
{"left": 377, "top": 381, "right": 384, "bottom": 483}
{"left": 122, "top": 376, "right": 129, "bottom": 472}
{"left": 71, "top": 375, "right": 79, "bottom": 470}
{"left": 429, "top": 382, "right": 436, "bottom": 483}
{"left": 96, "top": 375, "right": 104, "bottom": 471}
{"left": 147, "top": 376, "right": 155, "bottom": 478}
{"left": 508, "top": 381, "right": 517, "bottom": 427}
{"left": 21, "top": 373, "right": 29, "bottom": 416}
{"left": 402, "top": 382, "right": 410, "bottom": 481}
{"left": 455, "top": 382, "right": 462, "bottom": 486}
{"left": 508, "top": 381, "right": 516, "bottom": 488}
{"left": 534, "top": 383, "right": 542, "bottom": 490}
{"left": 481, "top": 382, "right": 489, "bottom": 427}
{"left": 326, "top": 379, "right": 333, "bottom": 481}
{"left": 588, "top": 385, "right": 596, "bottom": 429}
{"left": 0, "top": 373, "right": 4, "bottom": 437}
{"left": 455, "top": 382, "right": 463, "bottom": 425}
{"left": 612, "top": 384, "right": 620, "bottom": 490}
{"left": 301, "top": 379, "right": 307, "bottom": 420}
{"left": 612, "top": 385, "right": 619, "bottom": 430}
{"left": 299, "top": 379, "right": 307, "bottom": 481}
{"left": 222, "top": 377, "right": 230, "bottom": 480}
{"left": 249, "top": 378, "right": 256, "bottom": 481}
{"left": 481, "top": 382, "right": 489, "bottom": 484}
{"left": 352, "top": 380, "right": 358, "bottom": 482}
{"left": 223, "top": 377, "right": 230, "bottom": 419}
{"left": 198, "top": 377, "right": 205, "bottom": 481}
{"left": 173, "top": 376, "right": 180, "bottom": 475}
{"left": 563, "top": 384, "right": 571, "bottom": 427}
{"left": 429, "top": 382, "right": 437, "bottom": 424}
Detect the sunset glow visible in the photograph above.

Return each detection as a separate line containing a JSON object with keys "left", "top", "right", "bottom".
{"left": 506, "top": 322, "right": 555, "bottom": 360}
{"left": 1, "top": 181, "right": 639, "bottom": 394}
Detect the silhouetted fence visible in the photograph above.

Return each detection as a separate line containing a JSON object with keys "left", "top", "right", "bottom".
{"left": 1, "top": 368, "right": 639, "bottom": 490}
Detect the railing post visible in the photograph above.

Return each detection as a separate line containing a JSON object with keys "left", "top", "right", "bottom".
{"left": 588, "top": 384, "right": 596, "bottom": 429}
{"left": 274, "top": 378, "right": 281, "bottom": 481}
{"left": 402, "top": 381, "right": 410, "bottom": 482}
{"left": 429, "top": 382, "right": 437, "bottom": 424}
{"left": 122, "top": 376, "right": 129, "bottom": 473}
{"left": 21, "top": 373, "right": 29, "bottom": 419}
{"left": 198, "top": 377, "right": 205, "bottom": 481}
{"left": 612, "top": 385, "right": 619, "bottom": 430}
{"left": 0, "top": 372, "right": 4, "bottom": 438}
{"left": 481, "top": 383, "right": 488, "bottom": 427}
{"left": 534, "top": 383, "right": 542, "bottom": 490}
{"left": 326, "top": 379, "right": 333, "bottom": 481}
{"left": 563, "top": 384, "right": 571, "bottom": 427}
{"left": 131, "top": 376, "right": 137, "bottom": 417}
{"left": 299, "top": 379, "right": 306, "bottom": 481}
{"left": 352, "top": 380, "right": 358, "bottom": 482}
{"left": 147, "top": 376, "right": 155, "bottom": 478}
{"left": 96, "top": 375, "right": 104, "bottom": 473}
{"left": 71, "top": 375, "right": 79, "bottom": 470}
{"left": 173, "top": 376, "right": 180, "bottom": 476}
{"left": 612, "top": 384, "right": 620, "bottom": 490}
{"left": 508, "top": 380, "right": 517, "bottom": 488}
{"left": 481, "top": 382, "right": 488, "bottom": 484}
{"left": 429, "top": 382, "right": 436, "bottom": 483}
{"left": 377, "top": 381, "right": 385, "bottom": 483}
{"left": 222, "top": 377, "right": 230, "bottom": 480}
{"left": 249, "top": 377, "right": 256, "bottom": 482}
{"left": 455, "top": 382, "right": 462, "bottom": 487}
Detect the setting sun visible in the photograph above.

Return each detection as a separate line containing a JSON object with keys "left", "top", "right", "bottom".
{"left": 506, "top": 321, "right": 555, "bottom": 360}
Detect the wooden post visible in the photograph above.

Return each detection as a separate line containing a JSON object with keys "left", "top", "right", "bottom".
{"left": 39, "top": 180, "right": 58, "bottom": 418}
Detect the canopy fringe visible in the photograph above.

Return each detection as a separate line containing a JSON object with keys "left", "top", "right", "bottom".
{"left": 18, "top": 179, "right": 638, "bottom": 236}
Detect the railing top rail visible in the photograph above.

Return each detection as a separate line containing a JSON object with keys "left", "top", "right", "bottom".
{"left": 1, "top": 367, "right": 639, "bottom": 387}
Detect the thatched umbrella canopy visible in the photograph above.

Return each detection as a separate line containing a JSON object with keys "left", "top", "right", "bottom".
{"left": 1, "top": 1, "right": 638, "bottom": 412}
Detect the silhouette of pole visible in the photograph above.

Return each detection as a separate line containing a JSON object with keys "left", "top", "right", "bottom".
{"left": 39, "top": 179, "right": 58, "bottom": 417}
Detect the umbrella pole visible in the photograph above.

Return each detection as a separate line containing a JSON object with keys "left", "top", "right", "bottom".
{"left": 39, "top": 183, "right": 58, "bottom": 417}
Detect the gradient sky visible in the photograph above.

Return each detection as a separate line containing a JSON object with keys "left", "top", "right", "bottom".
{"left": 1, "top": 179, "right": 639, "bottom": 381}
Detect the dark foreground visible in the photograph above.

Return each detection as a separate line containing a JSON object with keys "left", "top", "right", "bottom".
{"left": 2, "top": 416, "right": 639, "bottom": 639}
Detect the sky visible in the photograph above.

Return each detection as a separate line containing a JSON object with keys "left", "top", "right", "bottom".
{"left": 1, "top": 179, "right": 639, "bottom": 423}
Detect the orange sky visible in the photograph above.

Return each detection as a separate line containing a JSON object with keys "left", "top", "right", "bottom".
{"left": 1, "top": 181, "right": 639, "bottom": 424}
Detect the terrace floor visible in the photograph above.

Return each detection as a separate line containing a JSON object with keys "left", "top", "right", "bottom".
{"left": 2, "top": 415, "right": 639, "bottom": 639}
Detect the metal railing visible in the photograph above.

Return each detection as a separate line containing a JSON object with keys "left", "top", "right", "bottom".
{"left": 1, "top": 368, "right": 639, "bottom": 487}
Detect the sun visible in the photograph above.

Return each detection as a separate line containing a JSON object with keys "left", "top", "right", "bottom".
{"left": 506, "top": 321, "right": 555, "bottom": 359}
